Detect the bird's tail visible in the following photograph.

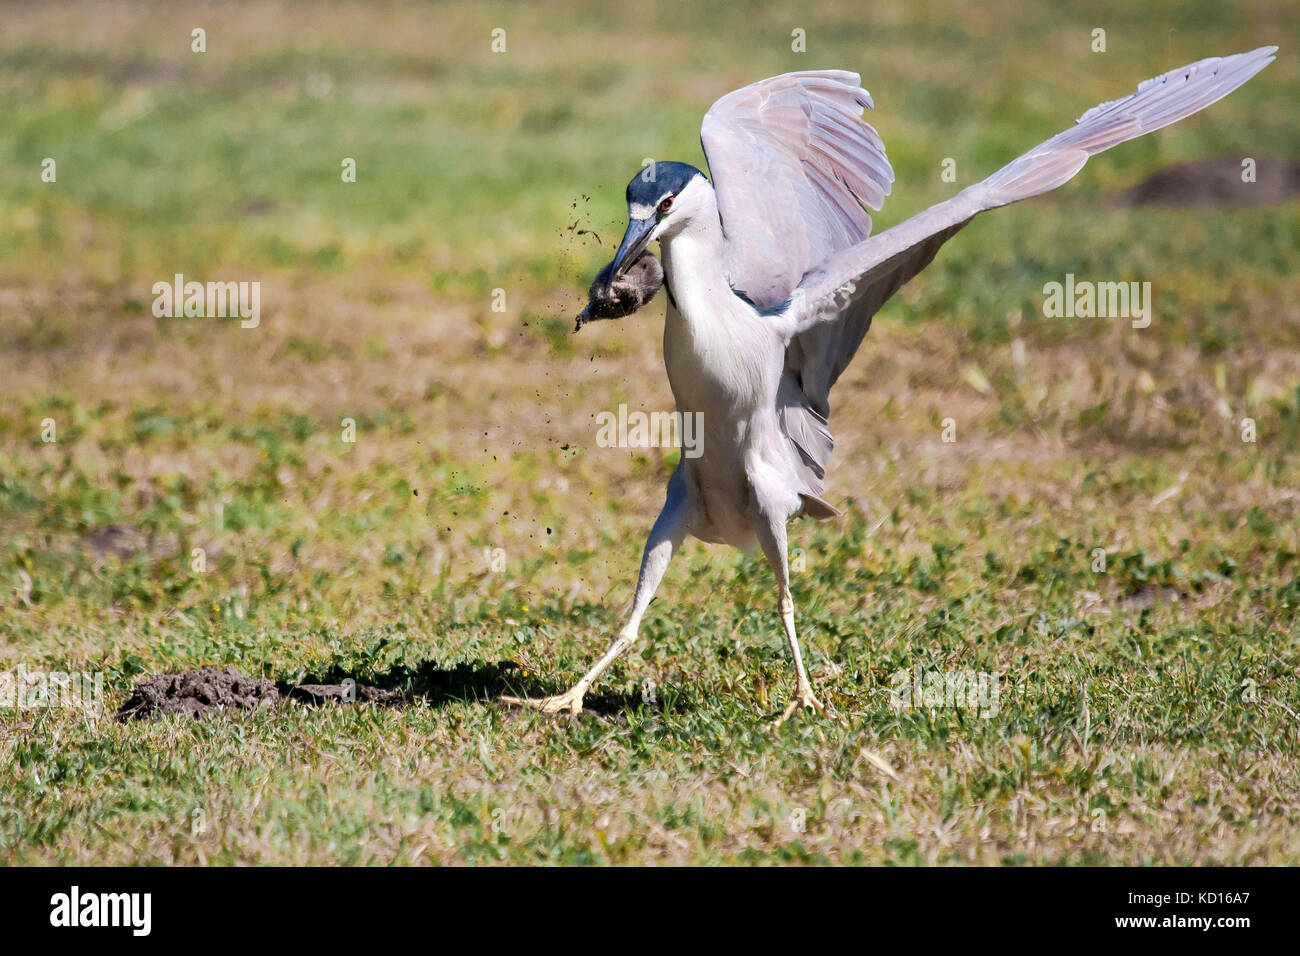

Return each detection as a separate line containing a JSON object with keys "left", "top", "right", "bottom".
{"left": 983, "top": 46, "right": 1277, "bottom": 207}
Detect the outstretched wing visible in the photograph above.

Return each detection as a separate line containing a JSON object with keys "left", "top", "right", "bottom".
{"left": 792, "top": 47, "right": 1278, "bottom": 361}
{"left": 701, "top": 70, "right": 894, "bottom": 308}
{"left": 701, "top": 71, "right": 896, "bottom": 497}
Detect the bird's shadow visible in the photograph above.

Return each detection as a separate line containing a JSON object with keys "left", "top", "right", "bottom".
{"left": 296, "top": 657, "right": 656, "bottom": 718}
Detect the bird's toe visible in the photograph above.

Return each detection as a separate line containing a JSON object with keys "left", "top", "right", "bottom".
{"left": 773, "top": 688, "right": 826, "bottom": 727}
{"left": 500, "top": 691, "right": 584, "bottom": 716}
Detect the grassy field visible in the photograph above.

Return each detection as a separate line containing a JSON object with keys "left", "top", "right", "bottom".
{"left": 1, "top": 0, "right": 1298, "bottom": 865}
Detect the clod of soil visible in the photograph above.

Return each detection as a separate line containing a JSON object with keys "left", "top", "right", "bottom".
{"left": 117, "top": 666, "right": 401, "bottom": 721}
{"left": 117, "top": 667, "right": 279, "bottom": 719}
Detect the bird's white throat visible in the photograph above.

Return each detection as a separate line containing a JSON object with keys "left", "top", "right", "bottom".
{"left": 658, "top": 194, "right": 737, "bottom": 338}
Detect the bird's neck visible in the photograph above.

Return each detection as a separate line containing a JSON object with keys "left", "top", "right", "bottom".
{"left": 659, "top": 195, "right": 731, "bottom": 319}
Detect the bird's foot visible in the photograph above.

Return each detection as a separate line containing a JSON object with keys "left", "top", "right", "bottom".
{"left": 773, "top": 685, "right": 826, "bottom": 727}
{"left": 500, "top": 686, "right": 585, "bottom": 716}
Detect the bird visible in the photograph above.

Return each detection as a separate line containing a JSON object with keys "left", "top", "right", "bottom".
{"left": 502, "top": 47, "right": 1277, "bottom": 723}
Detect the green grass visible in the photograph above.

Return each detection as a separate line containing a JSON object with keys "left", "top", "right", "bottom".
{"left": 1, "top": 0, "right": 1298, "bottom": 864}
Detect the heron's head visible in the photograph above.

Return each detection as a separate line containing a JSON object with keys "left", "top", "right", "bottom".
{"left": 610, "top": 161, "right": 708, "bottom": 277}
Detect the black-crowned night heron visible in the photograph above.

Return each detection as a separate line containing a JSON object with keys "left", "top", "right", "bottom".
{"left": 505, "top": 47, "right": 1276, "bottom": 723}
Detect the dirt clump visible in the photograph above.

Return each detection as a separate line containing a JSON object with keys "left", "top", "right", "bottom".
{"left": 117, "top": 666, "right": 400, "bottom": 720}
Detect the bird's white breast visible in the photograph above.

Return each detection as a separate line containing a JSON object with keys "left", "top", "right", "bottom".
{"left": 659, "top": 228, "right": 798, "bottom": 544}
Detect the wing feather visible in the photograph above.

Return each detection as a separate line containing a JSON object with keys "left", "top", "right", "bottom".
{"left": 701, "top": 71, "right": 894, "bottom": 308}
{"left": 792, "top": 47, "right": 1278, "bottom": 389}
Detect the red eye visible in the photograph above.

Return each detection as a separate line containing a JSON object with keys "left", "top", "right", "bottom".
{"left": 659, "top": 196, "right": 674, "bottom": 212}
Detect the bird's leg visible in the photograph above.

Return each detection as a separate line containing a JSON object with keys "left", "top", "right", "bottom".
{"left": 753, "top": 503, "right": 826, "bottom": 725}
{"left": 500, "top": 624, "right": 637, "bottom": 716}
{"left": 501, "top": 477, "right": 687, "bottom": 716}
{"left": 774, "top": 584, "right": 826, "bottom": 725}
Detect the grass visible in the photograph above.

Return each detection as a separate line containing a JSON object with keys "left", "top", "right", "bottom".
{"left": 1, "top": 0, "right": 1298, "bottom": 864}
